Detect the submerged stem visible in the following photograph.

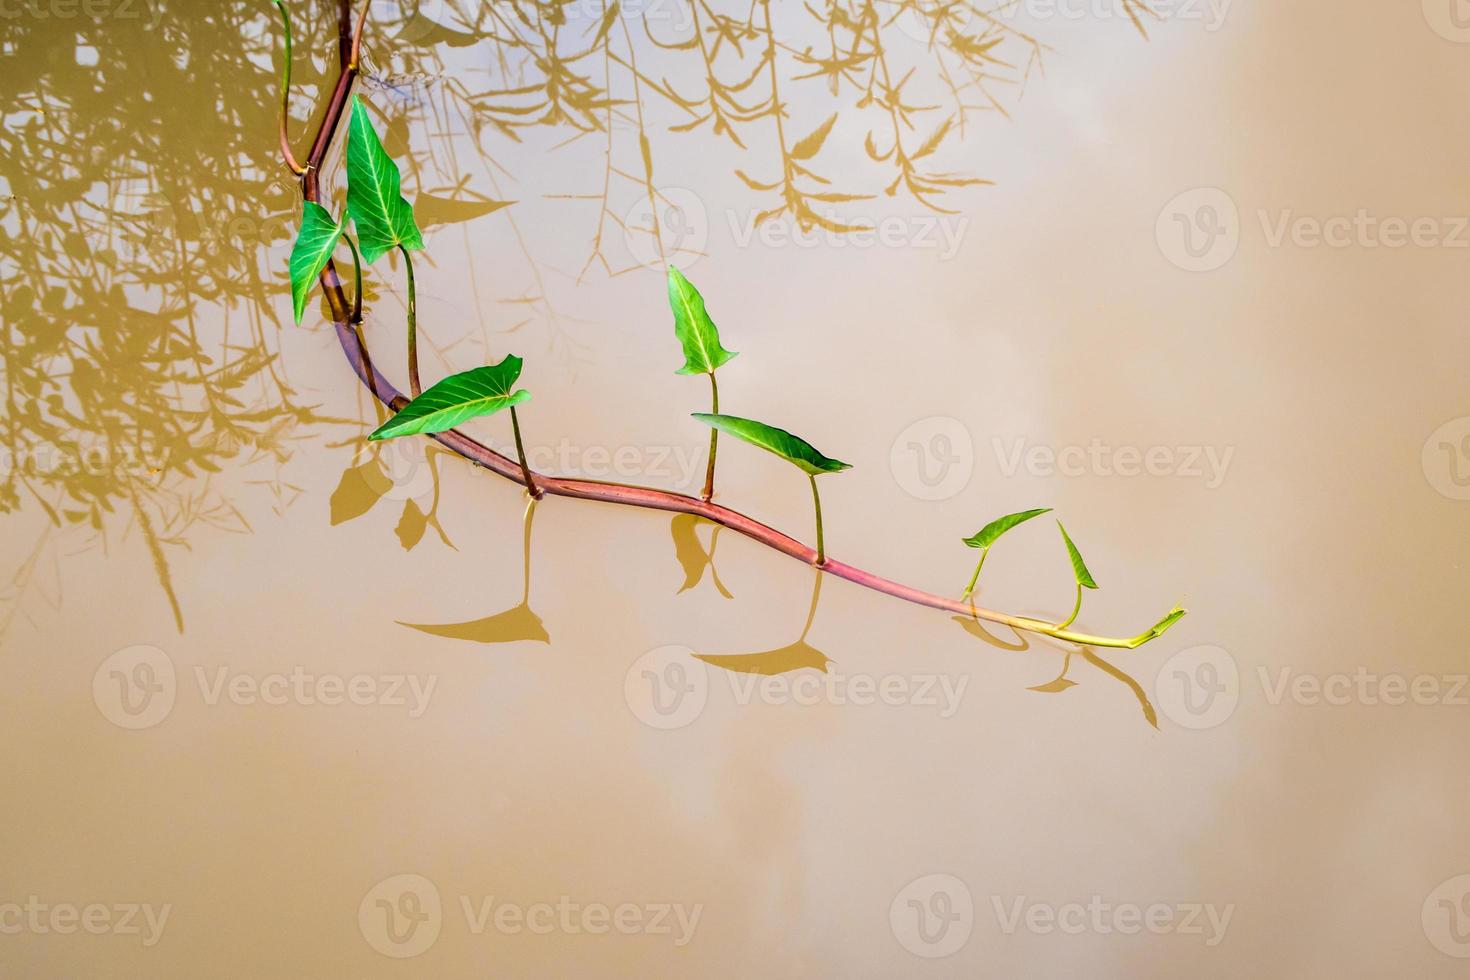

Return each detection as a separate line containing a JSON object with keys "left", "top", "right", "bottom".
{"left": 701, "top": 372, "right": 719, "bottom": 502}
{"left": 1056, "top": 583, "right": 1083, "bottom": 631}
{"left": 341, "top": 233, "right": 363, "bottom": 324}
{"left": 271, "top": 0, "right": 306, "bottom": 176}
{"left": 399, "top": 244, "right": 420, "bottom": 396}
{"left": 961, "top": 548, "right": 988, "bottom": 601}
{"left": 520, "top": 492, "right": 537, "bottom": 605}
{"left": 809, "top": 473, "right": 826, "bottom": 566}
{"left": 510, "top": 405, "right": 541, "bottom": 499}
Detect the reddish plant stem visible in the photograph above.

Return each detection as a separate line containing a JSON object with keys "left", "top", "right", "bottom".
{"left": 293, "top": 1, "right": 1174, "bottom": 653}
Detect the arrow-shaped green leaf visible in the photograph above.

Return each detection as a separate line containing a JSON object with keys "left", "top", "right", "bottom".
{"left": 370, "top": 355, "right": 530, "bottom": 441}
{"left": 288, "top": 201, "right": 346, "bottom": 324}
{"left": 692, "top": 413, "right": 850, "bottom": 475}
{"left": 1058, "top": 521, "right": 1099, "bottom": 590}
{"left": 346, "top": 95, "right": 423, "bottom": 263}
{"left": 668, "top": 267, "right": 737, "bottom": 376}
{"left": 962, "top": 507, "right": 1052, "bottom": 550}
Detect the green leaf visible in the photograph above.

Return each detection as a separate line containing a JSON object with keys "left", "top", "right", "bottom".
{"left": 1057, "top": 521, "right": 1099, "bottom": 590}
{"left": 345, "top": 95, "right": 423, "bottom": 263}
{"left": 692, "top": 413, "right": 850, "bottom": 476}
{"left": 668, "top": 267, "right": 737, "bottom": 376}
{"left": 962, "top": 507, "right": 1052, "bottom": 550}
{"left": 370, "top": 355, "right": 530, "bottom": 441}
{"left": 288, "top": 201, "right": 346, "bottom": 324}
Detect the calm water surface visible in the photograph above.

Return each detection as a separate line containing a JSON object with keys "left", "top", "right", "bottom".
{"left": 3, "top": 1, "right": 1469, "bottom": 976}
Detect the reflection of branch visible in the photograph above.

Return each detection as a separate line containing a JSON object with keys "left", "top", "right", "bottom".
{"left": 1082, "top": 648, "right": 1159, "bottom": 727}
{"left": 297, "top": 4, "right": 1181, "bottom": 654}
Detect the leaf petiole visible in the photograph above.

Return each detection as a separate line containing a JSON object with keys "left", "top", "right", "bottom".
{"left": 341, "top": 232, "right": 363, "bottom": 323}
{"left": 701, "top": 372, "right": 718, "bottom": 501}
{"left": 809, "top": 473, "right": 826, "bottom": 566}
{"left": 1056, "top": 582, "right": 1082, "bottom": 631}
{"left": 961, "top": 548, "right": 988, "bottom": 601}
{"left": 509, "top": 405, "right": 541, "bottom": 499}
{"left": 399, "top": 243, "right": 419, "bottom": 396}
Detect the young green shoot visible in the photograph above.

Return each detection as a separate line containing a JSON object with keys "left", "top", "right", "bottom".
{"left": 1055, "top": 521, "right": 1098, "bottom": 630}
{"left": 692, "top": 413, "right": 850, "bottom": 565}
{"left": 668, "top": 267, "right": 737, "bottom": 502}
{"left": 959, "top": 507, "right": 1052, "bottom": 601}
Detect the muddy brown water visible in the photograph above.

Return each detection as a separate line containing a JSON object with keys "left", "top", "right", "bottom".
{"left": 2, "top": 2, "right": 1469, "bottom": 976}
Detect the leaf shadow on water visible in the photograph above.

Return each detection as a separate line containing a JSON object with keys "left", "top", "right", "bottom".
{"left": 670, "top": 514, "right": 733, "bottom": 599}
{"left": 397, "top": 494, "right": 548, "bottom": 646}
{"left": 693, "top": 568, "right": 830, "bottom": 678}
{"left": 952, "top": 603, "right": 1158, "bottom": 728}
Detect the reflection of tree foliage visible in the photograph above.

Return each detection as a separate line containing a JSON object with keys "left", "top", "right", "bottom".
{"left": 0, "top": 0, "right": 1147, "bottom": 636}
{"left": 0, "top": 5, "right": 344, "bottom": 634}
{"left": 361, "top": 0, "right": 1148, "bottom": 274}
